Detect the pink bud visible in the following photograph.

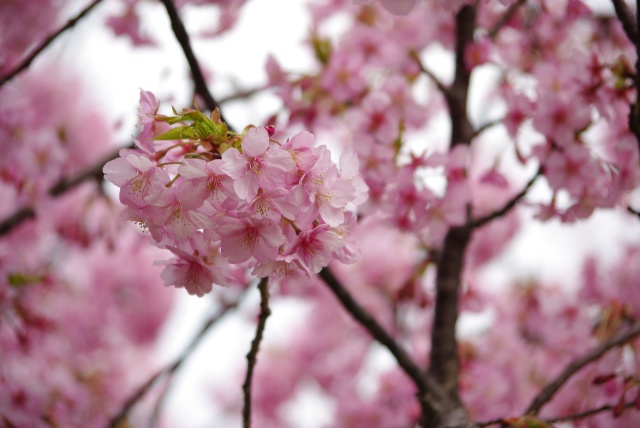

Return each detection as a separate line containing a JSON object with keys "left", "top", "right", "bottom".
{"left": 265, "top": 125, "right": 275, "bottom": 137}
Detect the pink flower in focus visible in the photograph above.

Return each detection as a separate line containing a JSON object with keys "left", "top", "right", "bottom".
{"left": 160, "top": 241, "right": 228, "bottom": 296}
{"left": 221, "top": 126, "right": 295, "bottom": 200}
{"left": 217, "top": 215, "right": 286, "bottom": 263}
{"left": 103, "top": 153, "right": 168, "bottom": 208}
{"left": 178, "top": 158, "right": 237, "bottom": 209}
{"left": 285, "top": 224, "right": 344, "bottom": 273}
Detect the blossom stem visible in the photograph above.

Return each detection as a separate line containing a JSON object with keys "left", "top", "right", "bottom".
{"left": 242, "top": 278, "right": 271, "bottom": 428}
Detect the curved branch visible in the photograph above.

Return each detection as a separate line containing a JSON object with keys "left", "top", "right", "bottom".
{"left": 408, "top": 49, "right": 449, "bottom": 96}
{"left": 487, "top": 0, "right": 526, "bottom": 39}
{"left": 470, "top": 167, "right": 541, "bottom": 229}
{"left": 0, "top": 144, "right": 132, "bottom": 238}
{"left": 0, "top": 0, "right": 105, "bottom": 88}
{"left": 242, "top": 278, "right": 271, "bottom": 428}
{"left": 158, "top": 0, "right": 232, "bottom": 127}
{"left": 478, "top": 401, "right": 638, "bottom": 427}
{"left": 317, "top": 268, "right": 467, "bottom": 425}
{"left": 107, "top": 291, "right": 245, "bottom": 428}
{"left": 526, "top": 320, "right": 640, "bottom": 416}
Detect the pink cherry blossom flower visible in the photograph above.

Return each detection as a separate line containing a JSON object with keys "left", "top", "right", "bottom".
{"left": 221, "top": 126, "right": 295, "bottom": 200}
{"left": 160, "top": 243, "right": 227, "bottom": 297}
{"left": 216, "top": 215, "right": 286, "bottom": 264}
{"left": 144, "top": 185, "right": 213, "bottom": 242}
{"left": 178, "top": 158, "right": 237, "bottom": 209}
{"left": 103, "top": 153, "right": 168, "bottom": 208}
{"left": 284, "top": 224, "right": 344, "bottom": 273}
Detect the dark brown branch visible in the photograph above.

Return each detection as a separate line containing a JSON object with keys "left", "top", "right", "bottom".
{"left": 158, "top": 0, "right": 231, "bottom": 127}
{"left": 526, "top": 320, "right": 640, "bottom": 416}
{"left": 470, "top": 168, "right": 541, "bottom": 229}
{"left": 317, "top": 268, "right": 474, "bottom": 426}
{"left": 487, "top": 0, "right": 526, "bottom": 39}
{"left": 108, "top": 292, "right": 244, "bottom": 428}
{"left": 219, "top": 86, "right": 264, "bottom": 104}
{"left": 0, "top": 144, "right": 132, "bottom": 238}
{"left": 408, "top": 49, "right": 449, "bottom": 96}
{"left": 628, "top": 206, "right": 640, "bottom": 218}
{"left": 447, "top": 5, "right": 476, "bottom": 148}
{"left": 471, "top": 118, "right": 503, "bottom": 139}
{"left": 548, "top": 400, "right": 638, "bottom": 424}
{"left": 242, "top": 278, "right": 271, "bottom": 428}
{"left": 426, "top": 4, "right": 477, "bottom": 412}
{"left": 0, "top": 0, "right": 105, "bottom": 87}
{"left": 478, "top": 401, "right": 638, "bottom": 427}
{"left": 428, "top": 226, "right": 472, "bottom": 400}
{"left": 611, "top": 0, "right": 638, "bottom": 45}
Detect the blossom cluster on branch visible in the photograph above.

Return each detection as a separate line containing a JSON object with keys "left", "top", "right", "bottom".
{"left": 105, "top": 91, "right": 368, "bottom": 295}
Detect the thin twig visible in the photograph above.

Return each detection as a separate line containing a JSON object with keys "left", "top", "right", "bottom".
{"left": 158, "top": 0, "right": 232, "bottom": 128}
{"left": 219, "top": 86, "right": 265, "bottom": 104}
{"left": 487, "top": 0, "right": 526, "bottom": 39}
{"left": 477, "top": 401, "right": 638, "bottom": 427}
{"left": 0, "top": 0, "right": 104, "bottom": 87}
{"left": 318, "top": 268, "right": 460, "bottom": 423}
{"left": 0, "top": 144, "right": 133, "bottom": 238}
{"left": 471, "top": 117, "right": 504, "bottom": 139}
{"left": 526, "top": 320, "right": 640, "bottom": 416}
{"left": 470, "top": 167, "right": 541, "bottom": 229}
{"left": 408, "top": 49, "right": 449, "bottom": 96}
{"left": 242, "top": 278, "right": 271, "bottom": 428}
{"left": 546, "top": 400, "right": 637, "bottom": 423}
{"left": 108, "top": 292, "right": 245, "bottom": 428}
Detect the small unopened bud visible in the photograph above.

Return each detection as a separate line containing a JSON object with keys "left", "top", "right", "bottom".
{"left": 265, "top": 125, "right": 275, "bottom": 136}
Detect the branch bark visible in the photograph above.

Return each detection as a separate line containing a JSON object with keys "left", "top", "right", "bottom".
{"left": 108, "top": 291, "right": 245, "bottom": 428}
{"left": 242, "top": 278, "right": 271, "bottom": 428}
{"left": 158, "top": 0, "right": 232, "bottom": 127}
{"left": 487, "top": 0, "right": 526, "bottom": 39}
{"left": 446, "top": 5, "right": 476, "bottom": 148}
{"left": 318, "top": 268, "right": 476, "bottom": 427}
{"left": 526, "top": 320, "right": 640, "bottom": 416}
{"left": 469, "top": 168, "right": 541, "bottom": 229}
{"left": 0, "top": 144, "right": 132, "bottom": 238}
{"left": 427, "top": 3, "right": 477, "bottom": 409}
{"left": 0, "top": 0, "right": 105, "bottom": 87}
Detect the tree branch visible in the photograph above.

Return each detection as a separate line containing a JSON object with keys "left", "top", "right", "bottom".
{"left": 242, "top": 278, "right": 271, "bottom": 428}
{"left": 158, "top": 0, "right": 231, "bottom": 126}
{"left": 611, "top": 0, "right": 638, "bottom": 45}
{"left": 526, "top": 320, "right": 640, "bottom": 416}
{"left": 408, "top": 49, "right": 449, "bottom": 96}
{"left": 317, "top": 268, "right": 472, "bottom": 426}
{"left": 547, "top": 400, "right": 638, "bottom": 424}
{"left": 0, "top": 0, "right": 105, "bottom": 88}
{"left": 469, "top": 168, "right": 541, "bottom": 229}
{"left": 428, "top": 226, "right": 472, "bottom": 400}
{"left": 478, "top": 401, "right": 638, "bottom": 427}
{"left": 448, "top": 5, "right": 476, "bottom": 148}
{"left": 487, "top": 0, "right": 526, "bottom": 39}
{"left": 107, "top": 291, "right": 245, "bottom": 428}
{"left": 0, "top": 144, "right": 133, "bottom": 238}
{"left": 426, "top": 3, "right": 477, "bottom": 410}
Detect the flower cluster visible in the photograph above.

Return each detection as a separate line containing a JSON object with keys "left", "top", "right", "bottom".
{"left": 104, "top": 91, "right": 368, "bottom": 296}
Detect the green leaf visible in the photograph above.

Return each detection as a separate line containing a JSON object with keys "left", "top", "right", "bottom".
{"left": 153, "top": 125, "right": 192, "bottom": 141}
{"left": 8, "top": 273, "right": 42, "bottom": 287}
